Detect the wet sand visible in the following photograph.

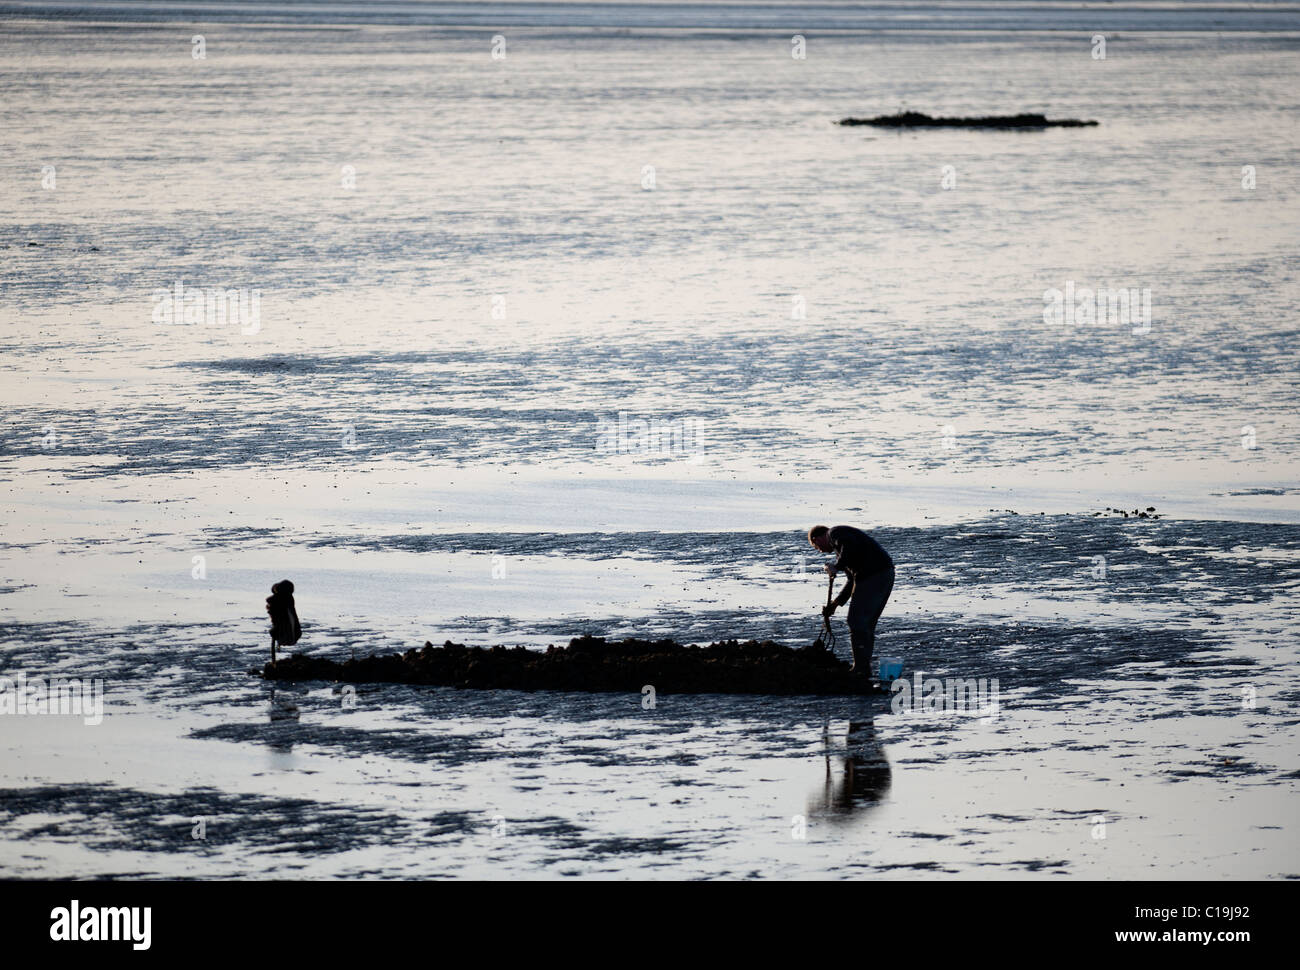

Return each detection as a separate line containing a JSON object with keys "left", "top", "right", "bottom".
{"left": 1, "top": 494, "right": 1296, "bottom": 878}
{"left": 1, "top": 14, "right": 1298, "bottom": 878}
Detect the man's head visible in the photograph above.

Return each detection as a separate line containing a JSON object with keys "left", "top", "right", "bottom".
{"left": 808, "top": 524, "right": 833, "bottom": 553}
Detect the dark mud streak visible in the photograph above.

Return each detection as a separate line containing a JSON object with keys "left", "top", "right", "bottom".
{"left": 189, "top": 720, "right": 509, "bottom": 767}
{"left": 0, "top": 784, "right": 479, "bottom": 858}
{"left": 291, "top": 515, "right": 1300, "bottom": 610}
{"left": 0, "top": 784, "right": 594, "bottom": 875}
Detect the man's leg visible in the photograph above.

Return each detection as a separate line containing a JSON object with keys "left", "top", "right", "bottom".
{"left": 846, "top": 568, "right": 894, "bottom": 674}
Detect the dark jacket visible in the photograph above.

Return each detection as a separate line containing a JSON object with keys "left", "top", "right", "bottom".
{"left": 829, "top": 525, "right": 893, "bottom": 606}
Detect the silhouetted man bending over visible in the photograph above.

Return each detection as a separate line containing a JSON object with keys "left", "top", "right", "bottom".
{"left": 808, "top": 524, "right": 894, "bottom": 675}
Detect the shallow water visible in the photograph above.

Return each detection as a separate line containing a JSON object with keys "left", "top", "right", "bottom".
{"left": 1, "top": 5, "right": 1298, "bottom": 878}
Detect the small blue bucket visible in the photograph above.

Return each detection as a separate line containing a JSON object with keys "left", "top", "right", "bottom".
{"left": 878, "top": 658, "right": 904, "bottom": 682}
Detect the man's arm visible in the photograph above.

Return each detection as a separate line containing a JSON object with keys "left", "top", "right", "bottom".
{"left": 833, "top": 571, "right": 855, "bottom": 607}
{"left": 830, "top": 535, "right": 855, "bottom": 607}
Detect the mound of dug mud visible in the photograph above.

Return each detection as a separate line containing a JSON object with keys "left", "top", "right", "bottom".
{"left": 260, "top": 635, "right": 885, "bottom": 696}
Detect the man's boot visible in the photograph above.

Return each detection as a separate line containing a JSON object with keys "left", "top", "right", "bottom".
{"left": 849, "top": 631, "right": 873, "bottom": 676}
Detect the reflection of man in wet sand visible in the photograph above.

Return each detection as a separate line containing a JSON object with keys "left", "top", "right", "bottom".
{"left": 808, "top": 524, "right": 895, "bottom": 675}
{"left": 808, "top": 719, "right": 892, "bottom": 819}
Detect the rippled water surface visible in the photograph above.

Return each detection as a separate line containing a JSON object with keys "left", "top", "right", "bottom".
{"left": 1, "top": 5, "right": 1298, "bottom": 878}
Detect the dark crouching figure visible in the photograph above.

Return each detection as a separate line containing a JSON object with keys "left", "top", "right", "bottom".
{"left": 266, "top": 579, "right": 302, "bottom": 665}
{"left": 808, "top": 524, "right": 894, "bottom": 675}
